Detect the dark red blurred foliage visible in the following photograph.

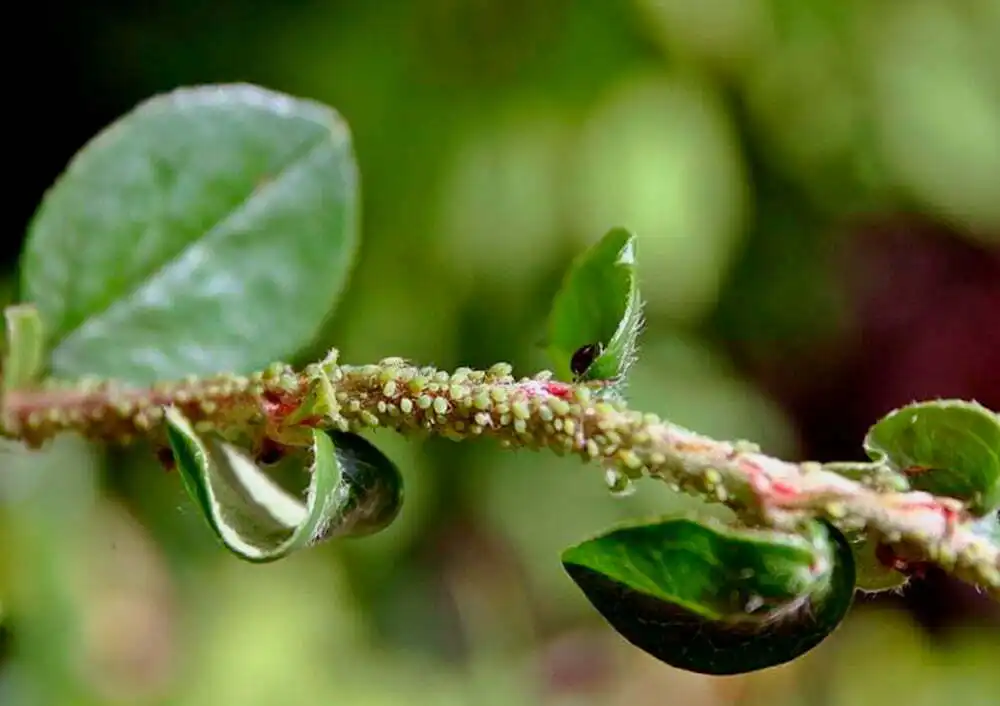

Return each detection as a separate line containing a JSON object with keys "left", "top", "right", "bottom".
{"left": 748, "top": 217, "right": 1000, "bottom": 633}
{"left": 840, "top": 220, "right": 1000, "bottom": 416}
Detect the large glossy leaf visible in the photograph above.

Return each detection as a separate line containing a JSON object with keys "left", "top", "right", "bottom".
{"left": 547, "top": 227, "right": 644, "bottom": 387}
{"left": 562, "top": 517, "right": 856, "bottom": 675}
{"left": 164, "top": 408, "right": 403, "bottom": 562}
{"left": 21, "top": 84, "right": 359, "bottom": 384}
{"left": 864, "top": 400, "right": 1000, "bottom": 515}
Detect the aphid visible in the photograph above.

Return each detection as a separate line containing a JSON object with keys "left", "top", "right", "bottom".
{"left": 570, "top": 342, "right": 604, "bottom": 379}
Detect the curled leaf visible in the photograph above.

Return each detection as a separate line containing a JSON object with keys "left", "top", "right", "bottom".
{"left": 164, "top": 407, "right": 402, "bottom": 562}
{"left": 562, "top": 517, "right": 856, "bottom": 675}
{"left": 547, "top": 227, "right": 644, "bottom": 390}
{"left": 864, "top": 400, "right": 1000, "bottom": 516}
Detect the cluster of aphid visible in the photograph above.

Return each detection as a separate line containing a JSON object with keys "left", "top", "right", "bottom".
{"left": 6, "top": 346, "right": 997, "bottom": 593}
{"left": 2, "top": 363, "right": 298, "bottom": 448}
{"left": 2, "top": 348, "right": 757, "bottom": 505}
{"left": 303, "top": 353, "right": 736, "bottom": 501}
{"left": 4, "top": 346, "right": 764, "bottom": 513}
{"left": 333, "top": 357, "right": 592, "bottom": 442}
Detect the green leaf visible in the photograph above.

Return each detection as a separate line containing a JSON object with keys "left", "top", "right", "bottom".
{"left": 21, "top": 83, "right": 359, "bottom": 385}
{"left": 164, "top": 407, "right": 403, "bottom": 562}
{"left": 547, "top": 227, "right": 644, "bottom": 387}
{"left": 864, "top": 400, "right": 1000, "bottom": 515}
{"left": 562, "top": 517, "right": 856, "bottom": 675}
{"left": 848, "top": 533, "right": 910, "bottom": 594}
{"left": 2, "top": 305, "right": 45, "bottom": 393}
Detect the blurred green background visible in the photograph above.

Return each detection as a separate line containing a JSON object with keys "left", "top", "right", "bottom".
{"left": 2, "top": 0, "right": 1000, "bottom": 704}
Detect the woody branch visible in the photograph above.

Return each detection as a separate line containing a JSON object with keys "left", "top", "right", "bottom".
{"left": 2, "top": 352, "right": 997, "bottom": 596}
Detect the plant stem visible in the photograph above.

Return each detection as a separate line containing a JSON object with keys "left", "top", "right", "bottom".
{"left": 2, "top": 354, "right": 998, "bottom": 596}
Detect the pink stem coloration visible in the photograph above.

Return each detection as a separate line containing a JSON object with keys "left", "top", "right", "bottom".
{"left": 2, "top": 355, "right": 997, "bottom": 596}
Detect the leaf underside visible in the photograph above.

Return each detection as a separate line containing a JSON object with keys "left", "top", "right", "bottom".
{"left": 562, "top": 517, "right": 856, "bottom": 675}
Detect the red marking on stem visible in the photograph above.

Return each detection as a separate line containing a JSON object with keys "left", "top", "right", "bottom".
{"left": 542, "top": 382, "right": 573, "bottom": 399}
{"left": 875, "top": 543, "right": 930, "bottom": 578}
{"left": 897, "top": 497, "right": 964, "bottom": 536}
{"left": 261, "top": 390, "right": 299, "bottom": 420}
{"left": 745, "top": 464, "right": 775, "bottom": 499}
{"left": 261, "top": 387, "right": 323, "bottom": 434}
{"left": 937, "top": 502, "right": 963, "bottom": 538}
{"left": 741, "top": 458, "right": 803, "bottom": 506}
{"left": 769, "top": 480, "right": 800, "bottom": 501}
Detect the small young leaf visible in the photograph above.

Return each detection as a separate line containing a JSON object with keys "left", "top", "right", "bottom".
{"left": 864, "top": 400, "right": 1000, "bottom": 515}
{"left": 164, "top": 408, "right": 403, "bottom": 562}
{"left": 22, "top": 84, "right": 359, "bottom": 384}
{"left": 2, "top": 305, "right": 45, "bottom": 393}
{"left": 547, "top": 227, "right": 644, "bottom": 387}
{"left": 562, "top": 517, "right": 856, "bottom": 675}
